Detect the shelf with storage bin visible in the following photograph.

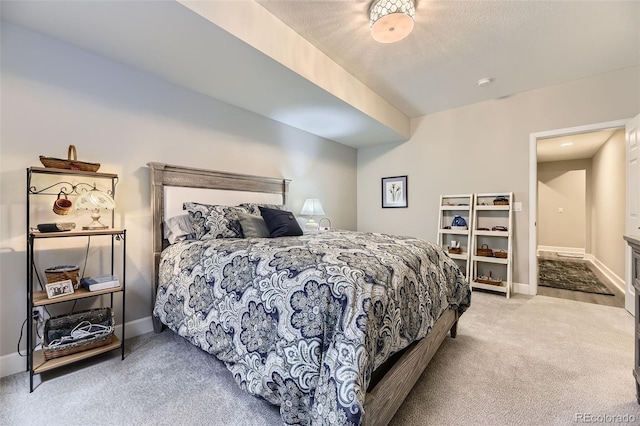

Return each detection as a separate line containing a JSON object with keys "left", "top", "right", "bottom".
{"left": 475, "top": 205, "right": 510, "bottom": 211}
{"left": 32, "top": 336, "right": 122, "bottom": 374}
{"left": 32, "top": 285, "right": 124, "bottom": 307}
{"left": 437, "top": 194, "right": 474, "bottom": 279}
{"left": 470, "top": 192, "right": 513, "bottom": 298}
{"left": 26, "top": 167, "right": 126, "bottom": 393}
{"left": 29, "top": 166, "right": 119, "bottom": 179}
{"left": 472, "top": 255, "right": 509, "bottom": 265}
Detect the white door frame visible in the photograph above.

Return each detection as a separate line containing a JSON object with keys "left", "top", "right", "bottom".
{"left": 528, "top": 119, "right": 631, "bottom": 295}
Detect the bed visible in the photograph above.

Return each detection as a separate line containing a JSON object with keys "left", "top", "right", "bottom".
{"left": 148, "top": 162, "right": 471, "bottom": 426}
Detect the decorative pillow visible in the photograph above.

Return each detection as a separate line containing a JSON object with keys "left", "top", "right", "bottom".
{"left": 237, "top": 212, "right": 271, "bottom": 238}
{"left": 164, "top": 214, "right": 196, "bottom": 244}
{"left": 259, "top": 207, "right": 303, "bottom": 238}
{"left": 239, "top": 203, "right": 285, "bottom": 216}
{"left": 183, "top": 202, "right": 243, "bottom": 240}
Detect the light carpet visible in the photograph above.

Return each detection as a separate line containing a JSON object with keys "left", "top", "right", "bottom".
{"left": 1, "top": 292, "right": 638, "bottom": 425}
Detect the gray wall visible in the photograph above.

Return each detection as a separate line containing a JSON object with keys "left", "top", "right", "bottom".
{"left": 592, "top": 129, "right": 626, "bottom": 279}
{"left": 0, "top": 23, "right": 357, "bottom": 362}
{"left": 537, "top": 160, "right": 591, "bottom": 251}
{"left": 357, "top": 66, "right": 639, "bottom": 291}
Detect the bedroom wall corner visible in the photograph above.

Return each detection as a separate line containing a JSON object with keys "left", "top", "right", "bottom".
{"left": 356, "top": 66, "right": 640, "bottom": 290}
{"left": 0, "top": 23, "right": 357, "bottom": 364}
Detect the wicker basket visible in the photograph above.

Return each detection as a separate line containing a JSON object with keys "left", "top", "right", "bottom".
{"left": 44, "top": 265, "right": 80, "bottom": 288}
{"left": 53, "top": 192, "right": 73, "bottom": 215}
{"left": 476, "top": 271, "right": 502, "bottom": 285}
{"left": 39, "top": 145, "right": 100, "bottom": 172}
{"left": 43, "top": 308, "right": 114, "bottom": 360}
{"left": 493, "top": 196, "right": 509, "bottom": 206}
{"left": 494, "top": 250, "right": 508, "bottom": 259}
{"left": 476, "top": 244, "right": 493, "bottom": 257}
{"left": 448, "top": 247, "right": 462, "bottom": 255}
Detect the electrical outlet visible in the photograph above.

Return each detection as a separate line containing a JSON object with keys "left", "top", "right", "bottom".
{"left": 513, "top": 202, "right": 522, "bottom": 212}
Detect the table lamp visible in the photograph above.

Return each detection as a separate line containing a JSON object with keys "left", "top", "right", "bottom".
{"left": 300, "top": 198, "right": 325, "bottom": 232}
{"left": 75, "top": 185, "right": 116, "bottom": 230}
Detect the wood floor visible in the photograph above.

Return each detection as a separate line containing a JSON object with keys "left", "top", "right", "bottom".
{"left": 536, "top": 252, "right": 625, "bottom": 308}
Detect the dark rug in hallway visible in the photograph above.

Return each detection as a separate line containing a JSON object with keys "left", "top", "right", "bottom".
{"left": 538, "top": 259, "right": 614, "bottom": 295}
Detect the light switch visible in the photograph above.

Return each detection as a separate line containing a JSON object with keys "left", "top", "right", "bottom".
{"left": 513, "top": 202, "right": 522, "bottom": 212}
{"left": 558, "top": 207, "right": 564, "bottom": 213}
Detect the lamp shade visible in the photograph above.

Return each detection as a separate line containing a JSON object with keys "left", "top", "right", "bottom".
{"left": 300, "top": 199, "right": 325, "bottom": 217}
{"left": 75, "top": 186, "right": 116, "bottom": 230}
{"left": 370, "top": 0, "right": 415, "bottom": 43}
{"left": 76, "top": 188, "right": 116, "bottom": 211}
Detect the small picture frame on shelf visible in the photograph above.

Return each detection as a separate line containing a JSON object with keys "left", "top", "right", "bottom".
{"left": 381, "top": 175, "right": 408, "bottom": 208}
{"left": 45, "top": 279, "right": 75, "bottom": 299}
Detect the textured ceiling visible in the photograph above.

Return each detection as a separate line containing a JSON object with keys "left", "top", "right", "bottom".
{"left": 258, "top": 0, "right": 640, "bottom": 117}
{"left": 2, "top": 1, "right": 638, "bottom": 148}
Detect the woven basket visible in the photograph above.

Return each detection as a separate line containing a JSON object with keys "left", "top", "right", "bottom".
{"left": 494, "top": 250, "right": 508, "bottom": 259}
{"left": 45, "top": 265, "right": 80, "bottom": 288}
{"left": 448, "top": 247, "right": 462, "bottom": 255}
{"left": 53, "top": 192, "right": 73, "bottom": 215}
{"left": 476, "top": 244, "right": 493, "bottom": 257}
{"left": 493, "top": 196, "right": 509, "bottom": 206}
{"left": 40, "top": 145, "right": 100, "bottom": 172}
{"left": 43, "top": 308, "right": 114, "bottom": 360}
{"left": 476, "top": 271, "right": 502, "bottom": 285}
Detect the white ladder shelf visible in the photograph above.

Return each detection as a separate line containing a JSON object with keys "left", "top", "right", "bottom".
{"left": 469, "top": 192, "right": 514, "bottom": 298}
{"left": 437, "top": 194, "right": 474, "bottom": 279}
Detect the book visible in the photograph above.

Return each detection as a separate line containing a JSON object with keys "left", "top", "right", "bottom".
{"left": 81, "top": 274, "right": 120, "bottom": 292}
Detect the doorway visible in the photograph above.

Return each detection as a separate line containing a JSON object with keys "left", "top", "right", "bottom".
{"left": 529, "top": 120, "right": 629, "bottom": 306}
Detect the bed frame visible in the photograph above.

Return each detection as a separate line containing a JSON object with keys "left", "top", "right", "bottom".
{"left": 147, "top": 162, "right": 459, "bottom": 426}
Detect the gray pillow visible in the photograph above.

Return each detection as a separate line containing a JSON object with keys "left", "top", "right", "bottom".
{"left": 164, "top": 214, "right": 196, "bottom": 244}
{"left": 237, "top": 212, "right": 270, "bottom": 238}
{"left": 238, "top": 203, "right": 285, "bottom": 216}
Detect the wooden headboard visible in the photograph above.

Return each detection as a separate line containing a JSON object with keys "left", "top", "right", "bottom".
{"left": 147, "top": 162, "right": 290, "bottom": 331}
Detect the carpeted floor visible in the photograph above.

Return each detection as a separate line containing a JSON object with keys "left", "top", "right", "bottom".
{"left": 1, "top": 292, "right": 638, "bottom": 425}
{"left": 538, "top": 258, "right": 614, "bottom": 295}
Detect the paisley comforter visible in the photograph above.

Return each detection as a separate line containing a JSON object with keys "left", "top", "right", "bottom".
{"left": 153, "top": 231, "right": 470, "bottom": 425}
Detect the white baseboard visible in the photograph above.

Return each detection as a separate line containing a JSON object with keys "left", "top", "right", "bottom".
{"left": 114, "top": 315, "right": 155, "bottom": 338}
{"left": 537, "top": 245, "right": 585, "bottom": 256}
{"left": 0, "top": 315, "right": 154, "bottom": 379}
{"left": 513, "top": 282, "right": 533, "bottom": 295}
{"left": 583, "top": 254, "right": 625, "bottom": 293}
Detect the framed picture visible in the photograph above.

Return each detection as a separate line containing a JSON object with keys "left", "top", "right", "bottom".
{"left": 382, "top": 175, "right": 408, "bottom": 208}
{"left": 45, "top": 279, "right": 75, "bottom": 299}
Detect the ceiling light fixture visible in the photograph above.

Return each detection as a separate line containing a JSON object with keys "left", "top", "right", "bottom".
{"left": 370, "top": 0, "right": 415, "bottom": 43}
{"left": 560, "top": 142, "right": 574, "bottom": 147}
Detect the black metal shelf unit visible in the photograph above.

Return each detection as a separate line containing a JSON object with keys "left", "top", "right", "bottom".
{"left": 26, "top": 167, "right": 126, "bottom": 392}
